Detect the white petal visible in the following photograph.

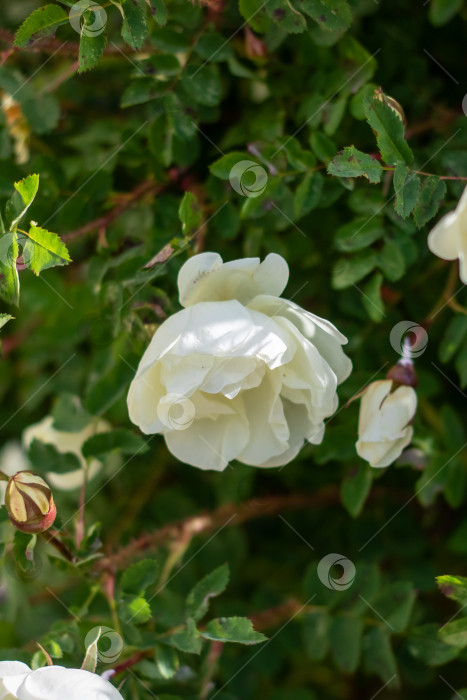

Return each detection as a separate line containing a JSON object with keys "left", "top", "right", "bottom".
{"left": 427, "top": 211, "right": 460, "bottom": 261}
{"left": 251, "top": 253, "right": 289, "bottom": 297}
{"left": 359, "top": 382, "right": 417, "bottom": 443}
{"left": 178, "top": 252, "right": 223, "bottom": 307}
{"left": 249, "top": 295, "right": 352, "bottom": 384}
{"left": 0, "top": 662, "right": 31, "bottom": 700}
{"left": 236, "top": 374, "right": 290, "bottom": 466}
{"left": 165, "top": 394, "right": 249, "bottom": 470}
{"left": 357, "top": 428, "right": 413, "bottom": 468}
{"left": 177, "top": 252, "right": 289, "bottom": 307}
{"left": 16, "top": 667, "right": 123, "bottom": 700}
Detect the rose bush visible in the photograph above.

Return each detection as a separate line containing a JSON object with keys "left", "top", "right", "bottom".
{"left": 128, "top": 252, "right": 352, "bottom": 469}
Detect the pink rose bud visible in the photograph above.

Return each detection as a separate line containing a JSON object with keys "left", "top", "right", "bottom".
{"left": 5, "top": 471, "right": 57, "bottom": 534}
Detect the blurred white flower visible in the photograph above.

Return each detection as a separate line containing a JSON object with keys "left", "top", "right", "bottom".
{"left": 356, "top": 379, "right": 417, "bottom": 468}
{"left": 128, "top": 252, "right": 352, "bottom": 470}
{"left": 0, "top": 662, "right": 123, "bottom": 699}
{"left": 22, "top": 416, "right": 110, "bottom": 490}
{"left": 427, "top": 185, "right": 467, "bottom": 284}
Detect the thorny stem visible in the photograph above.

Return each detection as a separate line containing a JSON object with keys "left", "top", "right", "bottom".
{"left": 41, "top": 530, "right": 75, "bottom": 563}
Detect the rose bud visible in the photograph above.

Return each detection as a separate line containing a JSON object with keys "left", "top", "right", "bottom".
{"left": 4, "top": 471, "right": 57, "bottom": 534}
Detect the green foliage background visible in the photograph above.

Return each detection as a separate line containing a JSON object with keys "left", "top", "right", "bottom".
{"left": 0, "top": 0, "right": 467, "bottom": 698}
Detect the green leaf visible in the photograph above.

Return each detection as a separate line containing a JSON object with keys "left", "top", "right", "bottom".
{"left": 0, "top": 234, "right": 19, "bottom": 306}
{"left": 363, "top": 627, "right": 399, "bottom": 688}
{"left": 201, "top": 617, "right": 267, "bottom": 645}
{"left": 186, "top": 564, "right": 230, "bottom": 622}
{"left": 267, "top": 0, "right": 307, "bottom": 33}
{"left": 329, "top": 615, "right": 363, "bottom": 673}
{"left": 361, "top": 272, "right": 385, "bottom": 322}
{"left": 179, "top": 192, "right": 202, "bottom": 235}
{"left": 51, "top": 394, "right": 92, "bottom": 433}
{"left": 370, "top": 582, "right": 416, "bottom": 633}
{"left": 364, "top": 94, "right": 413, "bottom": 165}
{"left": 328, "top": 146, "right": 382, "bottom": 183}
{"left": 14, "top": 5, "right": 68, "bottom": 47}
{"left": 28, "top": 439, "right": 82, "bottom": 475}
{"left": 334, "top": 217, "right": 384, "bottom": 252}
{"left": 209, "top": 152, "right": 251, "bottom": 180}
{"left": 440, "top": 316, "right": 467, "bottom": 363}
{"left": 78, "top": 30, "right": 107, "bottom": 73}
{"left": 429, "top": 0, "right": 463, "bottom": 25}
{"left": 82, "top": 429, "right": 149, "bottom": 460}
{"left": 413, "top": 176, "right": 447, "bottom": 228}
{"left": 341, "top": 464, "right": 372, "bottom": 517}
{"left": 393, "top": 164, "right": 421, "bottom": 218}
{"left": 309, "top": 131, "right": 336, "bottom": 164}
{"left": 13, "top": 532, "right": 37, "bottom": 575}
{"left": 23, "top": 225, "right": 71, "bottom": 276}
{"left": 332, "top": 250, "right": 376, "bottom": 289}
{"left": 121, "top": 0, "right": 148, "bottom": 50}
{"left": 121, "top": 559, "right": 160, "bottom": 595}
{"left": 302, "top": 610, "right": 330, "bottom": 661}
{"left": 6, "top": 174, "right": 40, "bottom": 229}
{"left": 377, "top": 238, "right": 406, "bottom": 281}
{"left": 123, "top": 594, "right": 152, "bottom": 624}
{"left": 146, "top": 0, "right": 168, "bottom": 26}
{"left": 182, "top": 63, "right": 223, "bottom": 107}
{"left": 437, "top": 575, "right": 467, "bottom": 605}
{"left": 167, "top": 619, "right": 203, "bottom": 654}
{"left": 239, "top": 0, "right": 273, "bottom": 33}
{"left": 298, "top": 0, "right": 352, "bottom": 31}
{"left": 406, "top": 624, "right": 460, "bottom": 666}
{"left": 294, "top": 172, "right": 323, "bottom": 217}
{"left": 439, "top": 617, "right": 467, "bottom": 648}
{"left": 155, "top": 644, "right": 179, "bottom": 679}
{"left": 194, "top": 33, "right": 232, "bottom": 62}
{"left": 0, "top": 313, "right": 13, "bottom": 330}
{"left": 81, "top": 627, "right": 100, "bottom": 673}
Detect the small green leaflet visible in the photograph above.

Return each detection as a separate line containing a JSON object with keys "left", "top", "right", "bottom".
{"left": 146, "top": 0, "right": 168, "bottom": 26}
{"left": 24, "top": 225, "right": 71, "bottom": 275}
{"left": 14, "top": 5, "right": 68, "bottom": 47}
{"left": 78, "top": 29, "right": 107, "bottom": 73}
{"left": 393, "top": 164, "right": 420, "bottom": 218}
{"left": 186, "top": 564, "right": 230, "bottom": 622}
{"left": 201, "top": 617, "right": 267, "bottom": 644}
{"left": 364, "top": 93, "right": 413, "bottom": 166}
{"left": 328, "top": 146, "right": 383, "bottom": 183}
{"left": 82, "top": 429, "right": 149, "bottom": 460}
{"left": 6, "top": 174, "right": 39, "bottom": 229}
{"left": 121, "top": 0, "right": 148, "bottom": 50}
{"left": 413, "top": 176, "right": 446, "bottom": 228}
{"left": 0, "top": 232, "right": 20, "bottom": 306}
{"left": 298, "top": 0, "right": 353, "bottom": 32}
{"left": 0, "top": 314, "right": 13, "bottom": 330}
{"left": 179, "top": 192, "right": 202, "bottom": 235}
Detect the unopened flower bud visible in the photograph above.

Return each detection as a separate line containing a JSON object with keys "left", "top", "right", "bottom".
{"left": 386, "top": 359, "right": 418, "bottom": 388}
{"left": 5, "top": 471, "right": 56, "bottom": 534}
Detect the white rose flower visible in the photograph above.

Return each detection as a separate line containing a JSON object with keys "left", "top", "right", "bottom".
{"left": 22, "top": 416, "right": 111, "bottom": 491}
{"left": 0, "top": 662, "right": 123, "bottom": 699}
{"left": 128, "top": 252, "right": 352, "bottom": 470}
{"left": 356, "top": 379, "right": 417, "bottom": 468}
{"left": 427, "top": 184, "right": 467, "bottom": 284}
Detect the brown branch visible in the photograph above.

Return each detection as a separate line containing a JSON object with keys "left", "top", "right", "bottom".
{"left": 97, "top": 490, "right": 339, "bottom": 574}
{"left": 0, "top": 29, "right": 133, "bottom": 58}
{"left": 63, "top": 180, "right": 163, "bottom": 242}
